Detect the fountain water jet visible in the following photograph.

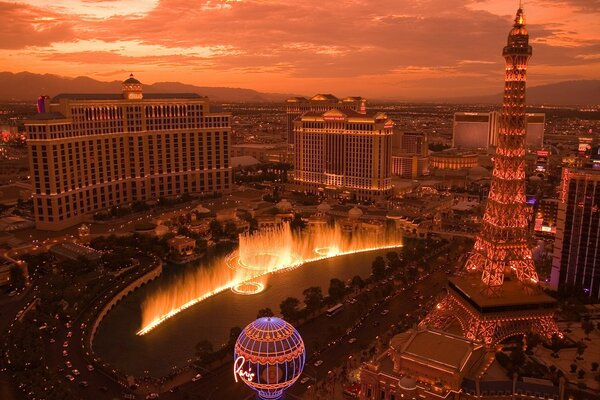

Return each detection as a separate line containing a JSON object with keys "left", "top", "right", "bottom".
{"left": 137, "top": 222, "right": 402, "bottom": 335}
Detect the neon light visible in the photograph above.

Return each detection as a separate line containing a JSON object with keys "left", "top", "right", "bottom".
{"left": 233, "top": 356, "right": 255, "bottom": 383}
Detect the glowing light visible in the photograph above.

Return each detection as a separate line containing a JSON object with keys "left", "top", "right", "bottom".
{"left": 233, "top": 356, "right": 255, "bottom": 383}
{"left": 137, "top": 223, "right": 402, "bottom": 335}
{"left": 231, "top": 281, "right": 265, "bottom": 295}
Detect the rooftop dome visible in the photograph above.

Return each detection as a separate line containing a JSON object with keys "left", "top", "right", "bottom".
{"left": 348, "top": 206, "right": 363, "bottom": 219}
{"left": 399, "top": 376, "right": 417, "bottom": 390}
{"left": 123, "top": 73, "right": 141, "bottom": 84}
{"left": 317, "top": 202, "right": 331, "bottom": 213}
{"left": 276, "top": 199, "right": 293, "bottom": 212}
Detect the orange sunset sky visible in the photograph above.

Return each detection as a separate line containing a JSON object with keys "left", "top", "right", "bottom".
{"left": 1, "top": 0, "right": 599, "bottom": 99}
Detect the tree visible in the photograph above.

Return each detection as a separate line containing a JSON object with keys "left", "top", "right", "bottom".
{"left": 209, "top": 220, "right": 223, "bottom": 238}
{"left": 228, "top": 327, "right": 242, "bottom": 345}
{"left": 371, "top": 256, "right": 386, "bottom": 280}
{"left": 224, "top": 221, "right": 238, "bottom": 237}
{"left": 257, "top": 308, "right": 274, "bottom": 318}
{"left": 386, "top": 252, "right": 401, "bottom": 270}
{"left": 351, "top": 275, "right": 365, "bottom": 290}
{"left": 570, "top": 363, "right": 578, "bottom": 373}
{"left": 526, "top": 334, "right": 542, "bottom": 351}
{"left": 328, "top": 278, "right": 346, "bottom": 302}
{"left": 9, "top": 265, "right": 26, "bottom": 289}
{"left": 582, "top": 320, "right": 594, "bottom": 340}
{"left": 510, "top": 347, "right": 526, "bottom": 369}
{"left": 290, "top": 213, "right": 306, "bottom": 232}
{"left": 576, "top": 341, "right": 586, "bottom": 359}
{"left": 303, "top": 286, "right": 324, "bottom": 313}
{"left": 280, "top": 297, "right": 300, "bottom": 321}
{"left": 195, "top": 340, "right": 214, "bottom": 365}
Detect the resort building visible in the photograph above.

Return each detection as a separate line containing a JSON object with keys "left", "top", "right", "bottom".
{"left": 453, "top": 112, "right": 545, "bottom": 150}
{"left": 293, "top": 108, "right": 394, "bottom": 201}
{"left": 25, "top": 75, "right": 232, "bottom": 230}
{"left": 286, "top": 94, "right": 365, "bottom": 145}
{"left": 550, "top": 166, "right": 600, "bottom": 298}
{"left": 391, "top": 132, "right": 429, "bottom": 179}
{"left": 430, "top": 149, "right": 479, "bottom": 170}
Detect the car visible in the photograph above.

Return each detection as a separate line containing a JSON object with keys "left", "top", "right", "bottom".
{"left": 348, "top": 338, "right": 357, "bottom": 344}
{"left": 192, "top": 373, "right": 202, "bottom": 382}
{"left": 72, "top": 369, "right": 80, "bottom": 376}
{"left": 62, "top": 350, "right": 68, "bottom": 357}
{"left": 300, "top": 377, "right": 310, "bottom": 384}
{"left": 380, "top": 309, "right": 389, "bottom": 316}
{"left": 313, "top": 360, "right": 323, "bottom": 367}
{"left": 65, "top": 361, "right": 72, "bottom": 368}
{"left": 146, "top": 394, "right": 159, "bottom": 399}
{"left": 65, "top": 374, "right": 75, "bottom": 381}
{"left": 79, "top": 381, "right": 89, "bottom": 388}
{"left": 87, "top": 364, "right": 94, "bottom": 371}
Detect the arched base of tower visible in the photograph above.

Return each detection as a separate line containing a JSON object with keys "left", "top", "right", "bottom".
{"left": 420, "top": 275, "right": 560, "bottom": 347}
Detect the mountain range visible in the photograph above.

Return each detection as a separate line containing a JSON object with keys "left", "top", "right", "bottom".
{"left": 0, "top": 71, "right": 598, "bottom": 106}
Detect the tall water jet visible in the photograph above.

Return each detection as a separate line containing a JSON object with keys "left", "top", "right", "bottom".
{"left": 137, "top": 222, "right": 402, "bottom": 335}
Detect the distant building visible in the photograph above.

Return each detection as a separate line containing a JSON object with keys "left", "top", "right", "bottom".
{"left": 391, "top": 132, "right": 429, "bottom": 179}
{"left": 550, "top": 167, "right": 600, "bottom": 298}
{"left": 168, "top": 235, "right": 196, "bottom": 256}
{"left": 453, "top": 112, "right": 545, "bottom": 150}
{"left": 430, "top": 149, "right": 478, "bottom": 170}
{"left": 231, "top": 143, "right": 292, "bottom": 164}
{"left": 285, "top": 94, "right": 365, "bottom": 145}
{"left": 25, "top": 75, "right": 232, "bottom": 231}
{"left": 293, "top": 109, "right": 393, "bottom": 201}
{"left": 533, "top": 198, "right": 559, "bottom": 235}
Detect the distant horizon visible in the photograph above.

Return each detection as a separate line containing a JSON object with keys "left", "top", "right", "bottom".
{"left": 2, "top": 70, "right": 600, "bottom": 106}
{"left": 1, "top": 1, "right": 599, "bottom": 98}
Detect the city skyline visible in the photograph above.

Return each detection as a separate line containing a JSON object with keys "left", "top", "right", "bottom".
{"left": 1, "top": 0, "right": 599, "bottom": 99}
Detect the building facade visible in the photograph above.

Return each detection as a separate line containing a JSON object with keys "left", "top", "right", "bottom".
{"left": 391, "top": 132, "right": 429, "bottom": 179}
{"left": 285, "top": 94, "right": 365, "bottom": 145}
{"left": 453, "top": 112, "right": 545, "bottom": 150}
{"left": 293, "top": 108, "right": 393, "bottom": 201}
{"left": 429, "top": 149, "right": 478, "bottom": 170}
{"left": 25, "top": 75, "right": 232, "bottom": 230}
{"left": 550, "top": 167, "right": 600, "bottom": 298}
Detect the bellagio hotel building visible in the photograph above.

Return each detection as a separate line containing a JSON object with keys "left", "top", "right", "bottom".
{"left": 25, "top": 75, "right": 232, "bottom": 231}
{"left": 294, "top": 108, "right": 393, "bottom": 201}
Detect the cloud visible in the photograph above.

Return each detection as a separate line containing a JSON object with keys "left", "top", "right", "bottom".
{"left": 1, "top": 0, "right": 598, "bottom": 97}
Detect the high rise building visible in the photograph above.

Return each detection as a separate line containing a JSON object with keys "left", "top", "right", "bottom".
{"left": 293, "top": 109, "right": 393, "bottom": 201}
{"left": 285, "top": 94, "right": 365, "bottom": 145}
{"left": 453, "top": 111, "right": 545, "bottom": 150}
{"left": 391, "top": 132, "right": 429, "bottom": 179}
{"left": 419, "top": 6, "right": 559, "bottom": 346}
{"left": 550, "top": 167, "right": 600, "bottom": 298}
{"left": 453, "top": 112, "right": 499, "bottom": 150}
{"left": 25, "top": 75, "right": 232, "bottom": 231}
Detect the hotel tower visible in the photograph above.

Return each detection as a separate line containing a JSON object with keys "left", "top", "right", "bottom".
{"left": 293, "top": 108, "right": 394, "bottom": 201}
{"left": 25, "top": 75, "right": 232, "bottom": 230}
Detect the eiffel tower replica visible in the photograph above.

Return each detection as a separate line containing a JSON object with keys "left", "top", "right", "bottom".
{"left": 420, "top": 4, "right": 560, "bottom": 346}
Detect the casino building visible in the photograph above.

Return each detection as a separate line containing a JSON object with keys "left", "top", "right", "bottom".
{"left": 286, "top": 94, "right": 365, "bottom": 145}
{"left": 25, "top": 75, "right": 232, "bottom": 230}
{"left": 293, "top": 108, "right": 394, "bottom": 201}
